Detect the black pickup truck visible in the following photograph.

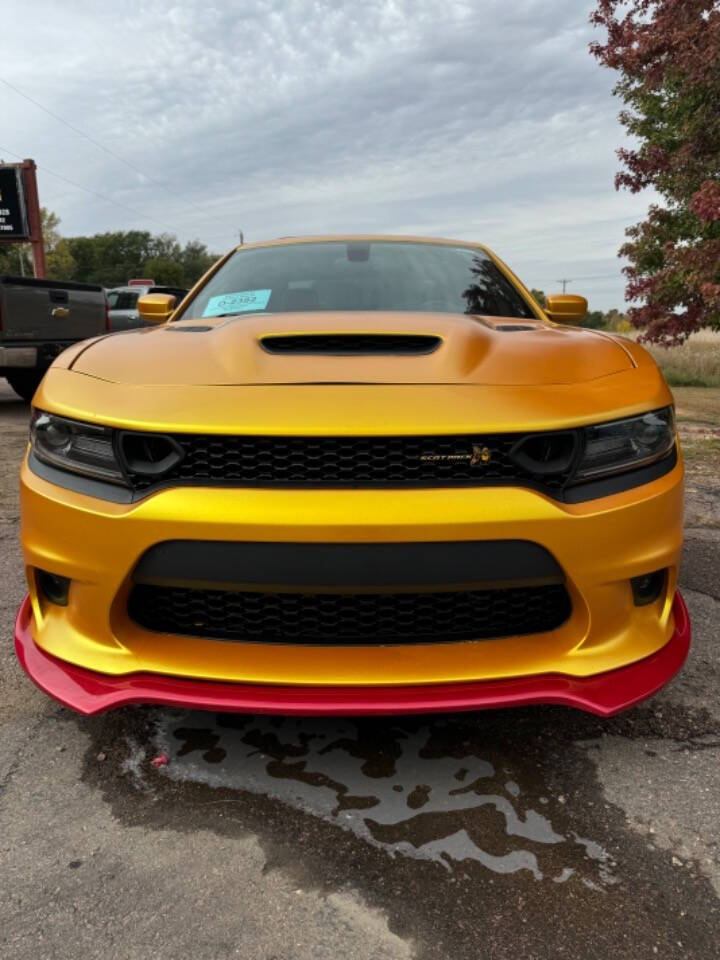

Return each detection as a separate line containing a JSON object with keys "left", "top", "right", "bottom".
{"left": 0, "top": 276, "right": 108, "bottom": 401}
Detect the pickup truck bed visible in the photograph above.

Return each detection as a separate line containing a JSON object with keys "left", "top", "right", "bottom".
{"left": 0, "top": 276, "right": 107, "bottom": 401}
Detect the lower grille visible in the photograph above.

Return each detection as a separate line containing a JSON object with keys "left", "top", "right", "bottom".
{"left": 128, "top": 583, "right": 571, "bottom": 645}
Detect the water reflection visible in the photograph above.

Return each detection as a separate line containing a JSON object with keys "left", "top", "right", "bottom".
{"left": 149, "top": 713, "right": 616, "bottom": 887}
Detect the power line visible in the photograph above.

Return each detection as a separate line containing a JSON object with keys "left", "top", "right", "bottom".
{"left": 1, "top": 144, "right": 235, "bottom": 251}
{"left": 0, "top": 142, "right": 194, "bottom": 234}
{"left": 0, "top": 75, "right": 240, "bottom": 235}
{"left": 567, "top": 274, "right": 621, "bottom": 281}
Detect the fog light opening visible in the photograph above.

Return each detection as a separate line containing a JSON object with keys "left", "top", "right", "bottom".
{"left": 37, "top": 569, "right": 70, "bottom": 606}
{"left": 631, "top": 569, "right": 666, "bottom": 607}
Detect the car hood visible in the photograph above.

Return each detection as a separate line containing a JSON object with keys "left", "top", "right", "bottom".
{"left": 69, "top": 311, "right": 635, "bottom": 386}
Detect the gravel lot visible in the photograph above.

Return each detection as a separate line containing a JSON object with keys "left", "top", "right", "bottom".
{"left": 1, "top": 380, "right": 718, "bottom": 960}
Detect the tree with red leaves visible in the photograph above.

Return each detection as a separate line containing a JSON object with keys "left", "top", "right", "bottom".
{"left": 590, "top": 0, "right": 720, "bottom": 345}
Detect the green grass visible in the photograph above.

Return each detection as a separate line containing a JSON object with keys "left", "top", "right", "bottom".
{"left": 672, "top": 386, "right": 720, "bottom": 427}
{"left": 663, "top": 371, "right": 720, "bottom": 388}
{"left": 643, "top": 331, "right": 720, "bottom": 389}
{"left": 679, "top": 436, "right": 720, "bottom": 462}
{"left": 672, "top": 386, "right": 720, "bottom": 474}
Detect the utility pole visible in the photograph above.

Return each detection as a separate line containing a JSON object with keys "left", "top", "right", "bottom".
{"left": 22, "top": 159, "right": 45, "bottom": 277}
{"left": 556, "top": 278, "right": 572, "bottom": 293}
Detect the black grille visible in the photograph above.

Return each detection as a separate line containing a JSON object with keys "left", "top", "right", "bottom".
{"left": 260, "top": 334, "right": 442, "bottom": 354}
{"left": 128, "top": 583, "right": 571, "bottom": 645}
{"left": 127, "top": 432, "right": 574, "bottom": 491}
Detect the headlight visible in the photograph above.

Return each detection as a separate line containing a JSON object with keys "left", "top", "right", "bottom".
{"left": 574, "top": 407, "right": 675, "bottom": 481}
{"left": 30, "top": 411, "right": 127, "bottom": 485}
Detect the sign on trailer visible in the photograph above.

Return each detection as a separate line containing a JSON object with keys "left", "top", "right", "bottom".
{"left": 0, "top": 166, "right": 29, "bottom": 239}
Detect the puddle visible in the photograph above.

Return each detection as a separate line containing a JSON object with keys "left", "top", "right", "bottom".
{"left": 146, "top": 712, "right": 617, "bottom": 887}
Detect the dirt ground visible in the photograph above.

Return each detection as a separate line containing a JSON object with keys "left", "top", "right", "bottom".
{"left": 1, "top": 381, "right": 718, "bottom": 960}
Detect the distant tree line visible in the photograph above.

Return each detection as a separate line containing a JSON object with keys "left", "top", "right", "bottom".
{"left": 0, "top": 208, "right": 222, "bottom": 289}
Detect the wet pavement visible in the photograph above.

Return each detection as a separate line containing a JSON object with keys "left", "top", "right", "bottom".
{"left": 1, "top": 380, "right": 719, "bottom": 959}
{"left": 150, "top": 713, "right": 618, "bottom": 886}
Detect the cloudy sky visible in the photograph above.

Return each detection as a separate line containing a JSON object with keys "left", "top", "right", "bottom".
{"left": 1, "top": 0, "right": 652, "bottom": 309}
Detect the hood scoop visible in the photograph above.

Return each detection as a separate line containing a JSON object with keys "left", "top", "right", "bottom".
{"left": 259, "top": 333, "right": 442, "bottom": 355}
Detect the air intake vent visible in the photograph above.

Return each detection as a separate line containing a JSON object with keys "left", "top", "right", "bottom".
{"left": 494, "top": 324, "right": 537, "bottom": 332}
{"left": 128, "top": 582, "right": 572, "bottom": 645}
{"left": 259, "top": 334, "right": 442, "bottom": 355}
{"left": 165, "top": 325, "right": 213, "bottom": 333}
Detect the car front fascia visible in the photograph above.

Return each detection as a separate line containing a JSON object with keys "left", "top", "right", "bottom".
{"left": 18, "top": 442, "right": 684, "bottom": 689}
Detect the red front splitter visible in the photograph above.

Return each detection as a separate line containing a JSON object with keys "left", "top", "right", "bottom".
{"left": 14, "top": 592, "right": 691, "bottom": 718}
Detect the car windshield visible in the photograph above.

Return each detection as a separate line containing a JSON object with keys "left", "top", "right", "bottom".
{"left": 179, "top": 241, "right": 535, "bottom": 320}
{"left": 107, "top": 290, "right": 139, "bottom": 310}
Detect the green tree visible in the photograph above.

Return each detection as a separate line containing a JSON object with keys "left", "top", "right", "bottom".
{"left": 529, "top": 288, "right": 546, "bottom": 308}
{"left": 0, "top": 207, "right": 68, "bottom": 277}
{"left": 180, "top": 240, "right": 219, "bottom": 286}
{"left": 66, "top": 230, "right": 155, "bottom": 285}
{"left": 590, "top": 0, "right": 720, "bottom": 344}
{"left": 46, "top": 238, "right": 76, "bottom": 280}
{"left": 67, "top": 231, "right": 220, "bottom": 287}
{"left": 580, "top": 310, "right": 608, "bottom": 330}
{"left": 148, "top": 233, "right": 182, "bottom": 262}
{"left": 0, "top": 242, "right": 29, "bottom": 276}
{"left": 1, "top": 213, "right": 221, "bottom": 288}
{"left": 40, "top": 208, "right": 61, "bottom": 246}
{"left": 602, "top": 308, "right": 631, "bottom": 333}
{"left": 142, "top": 256, "right": 186, "bottom": 286}
{"left": 40, "top": 208, "right": 77, "bottom": 280}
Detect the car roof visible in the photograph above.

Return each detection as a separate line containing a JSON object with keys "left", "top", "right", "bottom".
{"left": 232, "top": 234, "right": 493, "bottom": 255}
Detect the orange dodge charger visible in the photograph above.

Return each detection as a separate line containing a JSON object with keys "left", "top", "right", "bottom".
{"left": 15, "top": 236, "right": 689, "bottom": 716}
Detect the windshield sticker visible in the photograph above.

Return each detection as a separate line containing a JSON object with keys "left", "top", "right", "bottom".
{"left": 202, "top": 289, "right": 271, "bottom": 317}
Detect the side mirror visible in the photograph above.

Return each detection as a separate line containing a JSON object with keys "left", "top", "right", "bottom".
{"left": 544, "top": 294, "right": 587, "bottom": 324}
{"left": 137, "top": 293, "right": 177, "bottom": 325}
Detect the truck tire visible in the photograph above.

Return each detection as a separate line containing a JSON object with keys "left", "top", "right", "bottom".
{"left": 5, "top": 371, "right": 44, "bottom": 403}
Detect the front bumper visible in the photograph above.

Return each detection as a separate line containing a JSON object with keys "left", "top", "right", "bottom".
{"left": 15, "top": 591, "right": 690, "bottom": 716}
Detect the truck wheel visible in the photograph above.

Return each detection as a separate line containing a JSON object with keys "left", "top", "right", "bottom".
{"left": 5, "top": 371, "right": 44, "bottom": 403}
